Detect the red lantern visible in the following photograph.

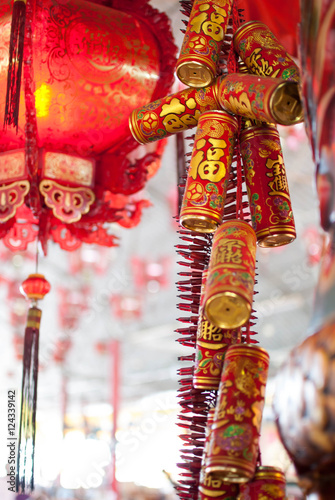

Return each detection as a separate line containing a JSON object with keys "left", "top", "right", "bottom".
{"left": 20, "top": 273, "right": 51, "bottom": 301}
{"left": 0, "top": 0, "right": 177, "bottom": 252}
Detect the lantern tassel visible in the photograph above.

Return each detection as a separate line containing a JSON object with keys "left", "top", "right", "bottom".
{"left": 4, "top": 0, "right": 26, "bottom": 131}
{"left": 16, "top": 306, "right": 41, "bottom": 494}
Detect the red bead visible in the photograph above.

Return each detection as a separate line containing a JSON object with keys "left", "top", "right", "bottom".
{"left": 20, "top": 274, "right": 51, "bottom": 301}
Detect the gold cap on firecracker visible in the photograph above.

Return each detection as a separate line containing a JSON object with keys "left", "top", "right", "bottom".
{"left": 179, "top": 213, "right": 219, "bottom": 233}
{"left": 205, "top": 291, "right": 251, "bottom": 329}
{"left": 254, "top": 466, "right": 286, "bottom": 482}
{"left": 257, "top": 228, "right": 296, "bottom": 247}
{"left": 176, "top": 61, "right": 215, "bottom": 88}
{"left": 270, "top": 81, "right": 304, "bottom": 125}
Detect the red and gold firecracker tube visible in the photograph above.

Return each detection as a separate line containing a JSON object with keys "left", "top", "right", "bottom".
{"left": 199, "top": 409, "right": 240, "bottom": 499}
{"left": 129, "top": 84, "right": 219, "bottom": 144}
{"left": 176, "top": 0, "right": 233, "bottom": 88}
{"left": 203, "top": 220, "right": 257, "bottom": 329}
{"left": 240, "top": 122, "right": 296, "bottom": 247}
{"left": 206, "top": 344, "right": 270, "bottom": 483}
{"left": 194, "top": 271, "right": 241, "bottom": 390}
{"left": 216, "top": 73, "right": 304, "bottom": 125}
{"left": 233, "top": 21, "right": 300, "bottom": 83}
{"left": 237, "top": 466, "right": 286, "bottom": 499}
{"left": 180, "top": 110, "right": 238, "bottom": 233}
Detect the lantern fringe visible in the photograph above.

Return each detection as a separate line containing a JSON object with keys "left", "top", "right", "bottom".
{"left": 17, "top": 306, "right": 41, "bottom": 494}
{"left": 4, "top": 0, "right": 26, "bottom": 131}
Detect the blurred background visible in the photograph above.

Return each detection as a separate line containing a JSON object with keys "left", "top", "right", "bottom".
{"left": 0, "top": 0, "right": 320, "bottom": 499}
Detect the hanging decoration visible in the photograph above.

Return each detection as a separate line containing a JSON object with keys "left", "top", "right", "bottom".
{"left": 203, "top": 220, "right": 257, "bottom": 329}
{"left": 129, "top": 0, "right": 304, "bottom": 498}
{"left": 0, "top": 0, "right": 177, "bottom": 494}
{"left": 240, "top": 122, "right": 296, "bottom": 247}
{"left": 176, "top": 0, "right": 234, "bottom": 88}
{"left": 0, "top": 0, "right": 177, "bottom": 253}
{"left": 180, "top": 110, "right": 238, "bottom": 233}
{"left": 17, "top": 273, "right": 51, "bottom": 493}
{"left": 237, "top": 466, "right": 287, "bottom": 499}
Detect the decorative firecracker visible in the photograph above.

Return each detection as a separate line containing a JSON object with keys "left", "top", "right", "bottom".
{"left": 176, "top": 0, "right": 234, "bottom": 88}
{"left": 233, "top": 21, "right": 300, "bottom": 82}
{"left": 206, "top": 344, "right": 269, "bottom": 483}
{"left": 180, "top": 110, "right": 238, "bottom": 233}
{"left": 216, "top": 73, "right": 304, "bottom": 125}
{"left": 194, "top": 270, "right": 241, "bottom": 390}
{"left": 17, "top": 273, "right": 51, "bottom": 493}
{"left": 240, "top": 121, "right": 296, "bottom": 247}
{"left": 237, "top": 466, "right": 287, "bottom": 499}
{"left": 204, "top": 220, "right": 257, "bottom": 329}
{"left": 129, "top": 84, "right": 220, "bottom": 144}
{"left": 199, "top": 409, "right": 240, "bottom": 499}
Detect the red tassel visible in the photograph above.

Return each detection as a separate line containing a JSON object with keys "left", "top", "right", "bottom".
{"left": 17, "top": 306, "right": 41, "bottom": 493}
{"left": 4, "top": 0, "right": 26, "bottom": 131}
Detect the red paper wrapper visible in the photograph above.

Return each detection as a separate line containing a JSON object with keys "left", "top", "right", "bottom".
{"left": 233, "top": 21, "right": 300, "bottom": 82}
{"left": 129, "top": 85, "right": 219, "bottom": 144}
{"left": 237, "top": 466, "right": 286, "bottom": 499}
{"left": 199, "top": 409, "right": 240, "bottom": 499}
{"left": 203, "top": 220, "right": 257, "bottom": 329}
{"left": 176, "top": 0, "right": 233, "bottom": 87}
{"left": 206, "top": 344, "right": 270, "bottom": 483}
{"left": 194, "top": 270, "right": 241, "bottom": 390}
{"left": 240, "top": 123, "right": 296, "bottom": 247}
{"left": 216, "top": 73, "right": 303, "bottom": 125}
{"left": 180, "top": 110, "right": 238, "bottom": 233}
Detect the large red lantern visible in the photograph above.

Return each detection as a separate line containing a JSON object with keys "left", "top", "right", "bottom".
{"left": 0, "top": 0, "right": 177, "bottom": 252}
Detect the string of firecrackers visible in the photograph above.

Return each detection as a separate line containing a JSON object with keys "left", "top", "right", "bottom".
{"left": 129, "top": 0, "right": 303, "bottom": 497}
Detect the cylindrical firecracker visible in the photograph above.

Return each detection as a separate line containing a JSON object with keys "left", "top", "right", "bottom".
{"left": 216, "top": 73, "right": 304, "bottom": 125}
{"left": 176, "top": 0, "right": 233, "bottom": 88}
{"left": 233, "top": 21, "right": 300, "bottom": 83}
{"left": 203, "top": 220, "right": 257, "bottom": 329}
{"left": 194, "top": 271, "right": 241, "bottom": 390}
{"left": 237, "top": 466, "right": 286, "bottom": 499}
{"left": 206, "top": 344, "right": 270, "bottom": 483}
{"left": 129, "top": 84, "right": 219, "bottom": 144}
{"left": 240, "top": 123, "right": 296, "bottom": 247}
{"left": 199, "top": 409, "right": 240, "bottom": 499}
{"left": 180, "top": 110, "right": 238, "bottom": 233}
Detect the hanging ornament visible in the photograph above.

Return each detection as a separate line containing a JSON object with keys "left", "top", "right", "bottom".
{"left": 0, "top": 0, "right": 177, "bottom": 252}
{"left": 216, "top": 73, "right": 304, "bottom": 125}
{"left": 199, "top": 408, "right": 240, "bottom": 499}
{"left": 233, "top": 21, "right": 300, "bottom": 82}
{"left": 194, "top": 270, "right": 241, "bottom": 390}
{"left": 237, "top": 466, "right": 287, "bottom": 499}
{"left": 129, "top": 84, "right": 219, "bottom": 145}
{"left": 240, "top": 121, "right": 296, "bottom": 247}
{"left": 203, "top": 220, "right": 257, "bottom": 329}
{"left": 176, "top": 0, "right": 234, "bottom": 87}
{"left": 180, "top": 109, "right": 238, "bottom": 233}
{"left": 17, "top": 273, "right": 51, "bottom": 493}
{"left": 206, "top": 344, "right": 269, "bottom": 483}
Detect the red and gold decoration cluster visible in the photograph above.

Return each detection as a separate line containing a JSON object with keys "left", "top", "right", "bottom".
{"left": 128, "top": 0, "right": 305, "bottom": 498}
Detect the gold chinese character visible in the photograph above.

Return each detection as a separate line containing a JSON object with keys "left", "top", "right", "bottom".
{"left": 189, "top": 137, "right": 227, "bottom": 181}
{"left": 215, "top": 238, "right": 245, "bottom": 264}
{"left": 266, "top": 155, "right": 289, "bottom": 195}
